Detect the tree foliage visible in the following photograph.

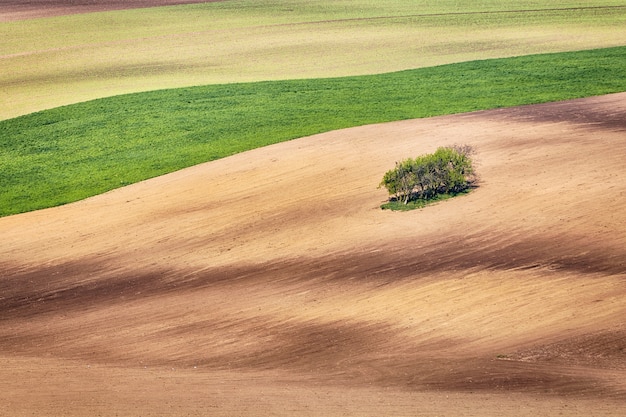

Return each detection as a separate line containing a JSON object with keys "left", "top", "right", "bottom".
{"left": 380, "top": 145, "right": 476, "bottom": 205}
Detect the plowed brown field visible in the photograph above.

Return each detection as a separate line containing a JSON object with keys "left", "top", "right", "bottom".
{"left": 1, "top": 93, "right": 625, "bottom": 416}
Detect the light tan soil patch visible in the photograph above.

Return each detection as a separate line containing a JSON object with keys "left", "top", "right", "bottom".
{"left": 1, "top": 94, "right": 626, "bottom": 416}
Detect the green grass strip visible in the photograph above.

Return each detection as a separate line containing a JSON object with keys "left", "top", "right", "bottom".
{"left": 381, "top": 191, "right": 471, "bottom": 212}
{"left": 1, "top": 46, "right": 626, "bottom": 216}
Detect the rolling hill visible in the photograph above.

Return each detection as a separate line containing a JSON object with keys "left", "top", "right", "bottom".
{"left": 1, "top": 93, "right": 625, "bottom": 416}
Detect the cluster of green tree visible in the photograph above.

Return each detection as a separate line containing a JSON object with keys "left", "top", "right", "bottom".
{"left": 379, "top": 145, "right": 476, "bottom": 205}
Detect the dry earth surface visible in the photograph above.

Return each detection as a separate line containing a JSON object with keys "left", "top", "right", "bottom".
{"left": 1, "top": 93, "right": 625, "bottom": 416}
{"left": 0, "top": 0, "right": 223, "bottom": 21}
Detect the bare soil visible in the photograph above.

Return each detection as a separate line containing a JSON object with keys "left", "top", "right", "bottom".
{"left": 0, "top": 0, "right": 226, "bottom": 21}
{"left": 1, "top": 93, "right": 625, "bottom": 416}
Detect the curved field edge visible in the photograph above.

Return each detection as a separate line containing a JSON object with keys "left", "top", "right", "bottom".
{"left": 3, "top": 2, "right": 626, "bottom": 120}
{"left": 1, "top": 46, "right": 626, "bottom": 217}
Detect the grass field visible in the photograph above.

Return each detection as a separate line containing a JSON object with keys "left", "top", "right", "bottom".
{"left": 2, "top": 1, "right": 626, "bottom": 119}
{"left": 2, "top": 46, "right": 626, "bottom": 217}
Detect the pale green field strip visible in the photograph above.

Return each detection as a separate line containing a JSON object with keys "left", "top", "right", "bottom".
{"left": 2, "top": 0, "right": 626, "bottom": 119}
{"left": 1, "top": 46, "right": 625, "bottom": 217}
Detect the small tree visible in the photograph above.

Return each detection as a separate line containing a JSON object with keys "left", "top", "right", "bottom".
{"left": 380, "top": 159, "right": 416, "bottom": 204}
{"left": 379, "top": 145, "right": 476, "bottom": 208}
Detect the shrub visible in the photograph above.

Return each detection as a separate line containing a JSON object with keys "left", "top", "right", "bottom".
{"left": 379, "top": 145, "right": 475, "bottom": 208}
